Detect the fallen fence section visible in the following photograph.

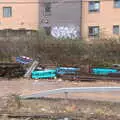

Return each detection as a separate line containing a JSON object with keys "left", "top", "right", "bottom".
{"left": 21, "top": 87, "right": 120, "bottom": 99}
{"left": 24, "top": 60, "right": 39, "bottom": 78}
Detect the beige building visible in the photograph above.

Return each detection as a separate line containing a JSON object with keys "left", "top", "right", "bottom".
{"left": 0, "top": 0, "right": 39, "bottom": 30}
{"left": 1, "top": 0, "right": 120, "bottom": 39}
{"left": 82, "top": 0, "right": 120, "bottom": 39}
{"left": 41, "top": 0, "right": 120, "bottom": 39}
{"left": 40, "top": 0, "right": 81, "bottom": 39}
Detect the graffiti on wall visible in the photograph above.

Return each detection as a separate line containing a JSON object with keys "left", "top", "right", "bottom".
{"left": 51, "top": 25, "right": 80, "bottom": 39}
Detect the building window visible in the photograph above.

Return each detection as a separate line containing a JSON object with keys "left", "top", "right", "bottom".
{"left": 89, "top": 26, "right": 99, "bottom": 36}
{"left": 89, "top": 1, "right": 100, "bottom": 12}
{"left": 3, "top": 7, "right": 12, "bottom": 17}
{"left": 113, "top": 25, "right": 119, "bottom": 34}
{"left": 44, "top": 2, "right": 51, "bottom": 15}
{"left": 114, "top": 0, "right": 120, "bottom": 8}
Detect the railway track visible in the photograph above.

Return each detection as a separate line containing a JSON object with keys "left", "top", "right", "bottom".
{"left": 0, "top": 112, "right": 80, "bottom": 120}
{"left": 60, "top": 75, "right": 120, "bottom": 81}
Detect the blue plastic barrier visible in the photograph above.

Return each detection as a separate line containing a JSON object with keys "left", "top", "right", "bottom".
{"left": 32, "top": 69, "right": 56, "bottom": 79}
{"left": 56, "top": 67, "right": 80, "bottom": 75}
{"left": 16, "top": 56, "right": 33, "bottom": 64}
{"left": 92, "top": 68, "right": 118, "bottom": 75}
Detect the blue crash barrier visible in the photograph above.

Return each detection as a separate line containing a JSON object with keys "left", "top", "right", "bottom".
{"left": 32, "top": 69, "right": 56, "bottom": 79}
{"left": 16, "top": 56, "right": 33, "bottom": 64}
{"left": 56, "top": 67, "right": 80, "bottom": 75}
{"left": 92, "top": 68, "right": 118, "bottom": 75}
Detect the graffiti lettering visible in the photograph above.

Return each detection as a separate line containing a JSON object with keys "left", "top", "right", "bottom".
{"left": 51, "top": 25, "right": 80, "bottom": 39}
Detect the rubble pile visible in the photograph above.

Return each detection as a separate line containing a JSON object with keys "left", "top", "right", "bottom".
{"left": 0, "top": 63, "right": 25, "bottom": 78}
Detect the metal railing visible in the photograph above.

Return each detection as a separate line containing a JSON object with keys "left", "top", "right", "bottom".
{"left": 21, "top": 87, "right": 120, "bottom": 99}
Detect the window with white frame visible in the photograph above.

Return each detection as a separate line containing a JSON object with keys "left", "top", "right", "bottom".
{"left": 3, "top": 7, "right": 12, "bottom": 17}
{"left": 89, "top": 1, "right": 100, "bottom": 12}
{"left": 113, "top": 25, "right": 119, "bottom": 34}
{"left": 89, "top": 26, "right": 99, "bottom": 37}
{"left": 114, "top": 0, "right": 120, "bottom": 8}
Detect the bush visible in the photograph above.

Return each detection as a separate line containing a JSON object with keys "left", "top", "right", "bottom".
{"left": 0, "top": 30, "right": 120, "bottom": 67}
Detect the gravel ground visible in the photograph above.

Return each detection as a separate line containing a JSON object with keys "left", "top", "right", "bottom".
{"left": 0, "top": 78, "right": 120, "bottom": 102}
{"left": 0, "top": 98, "right": 120, "bottom": 120}
{"left": 0, "top": 78, "right": 120, "bottom": 120}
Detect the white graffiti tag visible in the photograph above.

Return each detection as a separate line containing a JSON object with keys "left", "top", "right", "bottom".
{"left": 51, "top": 26, "right": 80, "bottom": 39}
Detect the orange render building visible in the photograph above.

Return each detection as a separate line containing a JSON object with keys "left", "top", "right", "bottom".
{"left": 0, "top": 0, "right": 39, "bottom": 30}
{"left": 81, "top": 0, "right": 120, "bottom": 39}
{"left": 1, "top": 0, "right": 120, "bottom": 39}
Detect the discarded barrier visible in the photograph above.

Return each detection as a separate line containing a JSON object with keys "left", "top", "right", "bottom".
{"left": 56, "top": 67, "right": 80, "bottom": 75}
{"left": 32, "top": 69, "right": 56, "bottom": 79}
{"left": 16, "top": 56, "right": 33, "bottom": 64}
{"left": 92, "top": 68, "right": 118, "bottom": 75}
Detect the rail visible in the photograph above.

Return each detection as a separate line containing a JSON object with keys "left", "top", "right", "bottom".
{"left": 0, "top": 112, "right": 81, "bottom": 119}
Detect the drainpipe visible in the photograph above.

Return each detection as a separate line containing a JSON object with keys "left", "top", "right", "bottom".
{"left": 38, "top": 0, "right": 43, "bottom": 30}
{"left": 38, "top": 0, "right": 40, "bottom": 30}
{"left": 80, "top": 0, "right": 83, "bottom": 40}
